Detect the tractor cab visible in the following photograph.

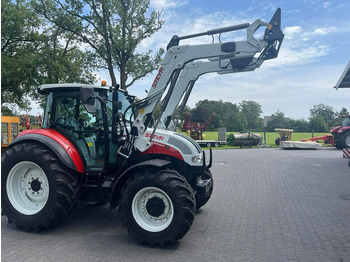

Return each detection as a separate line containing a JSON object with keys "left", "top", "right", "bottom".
{"left": 341, "top": 115, "right": 350, "bottom": 127}
{"left": 39, "top": 83, "right": 133, "bottom": 173}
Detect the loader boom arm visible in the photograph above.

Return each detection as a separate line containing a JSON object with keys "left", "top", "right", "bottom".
{"left": 130, "top": 8, "right": 284, "bottom": 152}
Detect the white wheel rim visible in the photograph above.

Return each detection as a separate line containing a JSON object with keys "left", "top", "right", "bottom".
{"left": 132, "top": 187, "right": 174, "bottom": 232}
{"left": 6, "top": 161, "right": 49, "bottom": 215}
{"left": 346, "top": 134, "right": 350, "bottom": 147}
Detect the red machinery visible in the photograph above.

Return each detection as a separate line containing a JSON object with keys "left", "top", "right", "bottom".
{"left": 21, "top": 112, "right": 42, "bottom": 130}
{"left": 302, "top": 115, "right": 350, "bottom": 149}
{"left": 182, "top": 112, "right": 215, "bottom": 140}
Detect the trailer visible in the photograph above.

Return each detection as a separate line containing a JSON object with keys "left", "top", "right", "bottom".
{"left": 1, "top": 116, "right": 19, "bottom": 154}
{"left": 196, "top": 140, "right": 227, "bottom": 147}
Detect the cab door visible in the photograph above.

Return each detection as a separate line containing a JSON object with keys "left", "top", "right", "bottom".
{"left": 51, "top": 91, "right": 106, "bottom": 172}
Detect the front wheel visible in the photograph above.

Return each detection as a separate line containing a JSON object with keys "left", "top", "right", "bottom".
{"left": 1, "top": 142, "right": 81, "bottom": 231}
{"left": 120, "top": 168, "right": 195, "bottom": 247}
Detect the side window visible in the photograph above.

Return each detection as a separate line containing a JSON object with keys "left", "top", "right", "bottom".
{"left": 53, "top": 94, "right": 102, "bottom": 132}
{"left": 56, "top": 96, "right": 77, "bottom": 120}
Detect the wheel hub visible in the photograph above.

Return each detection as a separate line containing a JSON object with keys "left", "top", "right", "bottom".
{"left": 30, "top": 179, "right": 41, "bottom": 192}
{"left": 146, "top": 196, "right": 166, "bottom": 217}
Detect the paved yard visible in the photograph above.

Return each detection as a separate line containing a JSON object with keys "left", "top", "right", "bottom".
{"left": 2, "top": 147, "right": 350, "bottom": 261}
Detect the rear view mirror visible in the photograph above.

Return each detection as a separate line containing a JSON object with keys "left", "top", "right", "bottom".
{"left": 81, "top": 87, "right": 96, "bottom": 114}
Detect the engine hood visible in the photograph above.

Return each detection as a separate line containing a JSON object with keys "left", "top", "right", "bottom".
{"left": 142, "top": 128, "right": 203, "bottom": 166}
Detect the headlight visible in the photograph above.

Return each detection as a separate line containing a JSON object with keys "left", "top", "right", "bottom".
{"left": 191, "top": 154, "right": 203, "bottom": 163}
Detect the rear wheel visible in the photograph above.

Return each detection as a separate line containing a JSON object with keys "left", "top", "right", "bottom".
{"left": 275, "top": 138, "right": 281, "bottom": 145}
{"left": 337, "top": 131, "right": 350, "bottom": 149}
{"left": 1, "top": 142, "right": 81, "bottom": 231}
{"left": 120, "top": 168, "right": 195, "bottom": 247}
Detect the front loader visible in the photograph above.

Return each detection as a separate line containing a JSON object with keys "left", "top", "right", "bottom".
{"left": 2, "top": 9, "right": 284, "bottom": 247}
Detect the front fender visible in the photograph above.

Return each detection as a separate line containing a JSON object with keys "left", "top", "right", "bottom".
{"left": 109, "top": 159, "right": 171, "bottom": 208}
{"left": 10, "top": 129, "right": 84, "bottom": 173}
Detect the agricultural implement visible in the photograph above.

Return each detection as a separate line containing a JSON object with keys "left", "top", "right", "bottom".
{"left": 274, "top": 128, "right": 293, "bottom": 145}
{"left": 182, "top": 112, "right": 215, "bottom": 140}
{"left": 301, "top": 115, "right": 350, "bottom": 149}
{"left": 2, "top": 9, "right": 284, "bottom": 246}
{"left": 227, "top": 133, "right": 262, "bottom": 147}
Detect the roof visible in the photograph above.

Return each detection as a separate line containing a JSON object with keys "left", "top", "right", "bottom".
{"left": 334, "top": 60, "right": 350, "bottom": 89}
{"left": 39, "top": 83, "right": 110, "bottom": 92}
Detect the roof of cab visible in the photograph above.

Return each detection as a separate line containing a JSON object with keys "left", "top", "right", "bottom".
{"left": 38, "top": 83, "right": 110, "bottom": 92}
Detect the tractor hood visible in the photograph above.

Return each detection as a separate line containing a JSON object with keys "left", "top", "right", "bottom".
{"left": 141, "top": 128, "right": 203, "bottom": 166}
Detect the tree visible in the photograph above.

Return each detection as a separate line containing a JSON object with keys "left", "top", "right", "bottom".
{"left": 191, "top": 106, "right": 209, "bottom": 125}
{"left": 310, "top": 104, "right": 335, "bottom": 127}
{"left": 239, "top": 100, "right": 262, "bottom": 130}
{"left": 339, "top": 107, "right": 349, "bottom": 116}
{"left": 309, "top": 116, "right": 328, "bottom": 132}
{"left": 192, "top": 100, "right": 241, "bottom": 131}
{"left": 1, "top": 0, "right": 96, "bottom": 115}
{"left": 1, "top": 0, "right": 41, "bottom": 113}
{"left": 230, "top": 112, "right": 247, "bottom": 132}
{"left": 36, "top": 0, "right": 164, "bottom": 90}
{"left": 287, "top": 119, "right": 310, "bottom": 132}
{"left": 266, "top": 110, "right": 288, "bottom": 131}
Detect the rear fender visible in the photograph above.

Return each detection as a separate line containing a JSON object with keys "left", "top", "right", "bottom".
{"left": 338, "top": 126, "right": 350, "bottom": 134}
{"left": 330, "top": 126, "right": 341, "bottom": 134}
{"left": 9, "top": 129, "right": 84, "bottom": 173}
{"left": 109, "top": 159, "right": 171, "bottom": 208}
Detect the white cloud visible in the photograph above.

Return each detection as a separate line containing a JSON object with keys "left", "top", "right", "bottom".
{"left": 150, "top": 0, "right": 188, "bottom": 10}
{"left": 310, "top": 26, "right": 338, "bottom": 35}
{"left": 264, "top": 43, "right": 331, "bottom": 68}
{"left": 284, "top": 26, "right": 302, "bottom": 40}
{"left": 323, "top": 1, "right": 332, "bottom": 8}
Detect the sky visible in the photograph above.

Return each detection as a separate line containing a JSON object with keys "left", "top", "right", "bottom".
{"left": 48, "top": 0, "right": 350, "bottom": 119}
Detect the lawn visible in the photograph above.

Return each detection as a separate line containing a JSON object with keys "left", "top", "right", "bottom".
{"left": 181, "top": 131, "right": 329, "bottom": 148}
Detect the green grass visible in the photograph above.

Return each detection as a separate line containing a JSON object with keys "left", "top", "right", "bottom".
{"left": 180, "top": 131, "right": 329, "bottom": 149}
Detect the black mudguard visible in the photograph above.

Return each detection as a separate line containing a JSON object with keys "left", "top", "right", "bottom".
{"left": 109, "top": 159, "right": 171, "bottom": 208}
{"left": 9, "top": 134, "right": 77, "bottom": 171}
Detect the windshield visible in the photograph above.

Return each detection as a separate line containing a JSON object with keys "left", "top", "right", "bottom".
{"left": 51, "top": 90, "right": 103, "bottom": 131}
{"left": 107, "top": 90, "right": 134, "bottom": 124}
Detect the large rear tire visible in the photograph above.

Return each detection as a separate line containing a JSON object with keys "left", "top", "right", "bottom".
{"left": 120, "top": 168, "right": 195, "bottom": 247}
{"left": 337, "top": 131, "right": 350, "bottom": 149}
{"left": 1, "top": 142, "right": 81, "bottom": 231}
